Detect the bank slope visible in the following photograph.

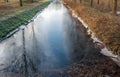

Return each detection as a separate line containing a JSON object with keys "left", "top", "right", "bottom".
{"left": 62, "top": 0, "right": 120, "bottom": 56}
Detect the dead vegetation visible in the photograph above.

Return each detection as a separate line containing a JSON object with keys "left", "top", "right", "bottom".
{"left": 62, "top": 0, "right": 120, "bottom": 55}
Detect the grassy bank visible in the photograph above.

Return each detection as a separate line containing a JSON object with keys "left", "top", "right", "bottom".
{"left": 62, "top": 0, "right": 120, "bottom": 55}
{"left": 0, "top": 1, "right": 50, "bottom": 39}
{"left": 0, "top": 0, "right": 47, "bottom": 21}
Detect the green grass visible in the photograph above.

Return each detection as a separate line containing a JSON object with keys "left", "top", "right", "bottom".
{"left": 0, "top": 1, "right": 50, "bottom": 39}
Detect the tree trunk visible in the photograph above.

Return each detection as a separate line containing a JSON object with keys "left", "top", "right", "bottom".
{"left": 19, "top": 0, "right": 23, "bottom": 6}
{"left": 80, "top": 0, "right": 82, "bottom": 3}
{"left": 97, "top": 0, "right": 99, "bottom": 4}
{"left": 31, "top": 0, "right": 34, "bottom": 3}
{"left": 4, "top": 0, "right": 8, "bottom": 2}
{"left": 6, "top": 0, "right": 8, "bottom": 2}
{"left": 112, "top": 0, "right": 117, "bottom": 15}
{"left": 90, "top": 0, "right": 93, "bottom": 7}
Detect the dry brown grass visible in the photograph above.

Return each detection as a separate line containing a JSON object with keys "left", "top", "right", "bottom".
{"left": 74, "top": 0, "right": 120, "bottom": 12}
{"left": 0, "top": 0, "right": 18, "bottom": 4}
{"left": 62, "top": 0, "right": 120, "bottom": 55}
{"left": 94, "top": 0, "right": 120, "bottom": 12}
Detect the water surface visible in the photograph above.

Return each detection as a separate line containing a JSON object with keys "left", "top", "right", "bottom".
{"left": 0, "top": 1, "right": 103, "bottom": 77}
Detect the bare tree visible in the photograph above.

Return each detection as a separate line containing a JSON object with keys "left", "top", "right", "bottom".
{"left": 19, "top": 0, "right": 23, "bottom": 6}
{"left": 80, "top": 0, "right": 82, "bottom": 3}
{"left": 31, "top": 0, "right": 34, "bottom": 3}
{"left": 112, "top": 0, "right": 117, "bottom": 15}
{"left": 97, "top": 0, "right": 99, "bottom": 4}
{"left": 90, "top": 0, "right": 93, "bottom": 7}
{"left": 4, "top": 0, "right": 8, "bottom": 2}
{"left": 6, "top": 0, "right": 8, "bottom": 2}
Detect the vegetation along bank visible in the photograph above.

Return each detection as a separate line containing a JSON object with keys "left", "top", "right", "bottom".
{"left": 62, "top": 0, "right": 120, "bottom": 56}
{"left": 0, "top": 0, "right": 50, "bottom": 39}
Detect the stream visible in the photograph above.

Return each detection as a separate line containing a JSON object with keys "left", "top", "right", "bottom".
{"left": 0, "top": 1, "right": 120, "bottom": 77}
